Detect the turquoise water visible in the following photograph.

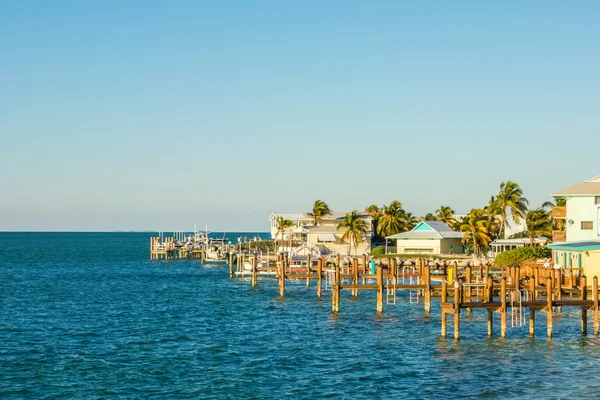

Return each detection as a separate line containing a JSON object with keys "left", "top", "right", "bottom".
{"left": 2, "top": 232, "right": 600, "bottom": 399}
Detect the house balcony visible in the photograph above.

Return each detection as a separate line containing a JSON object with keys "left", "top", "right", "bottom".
{"left": 552, "top": 230, "right": 567, "bottom": 242}
{"left": 551, "top": 206, "right": 567, "bottom": 219}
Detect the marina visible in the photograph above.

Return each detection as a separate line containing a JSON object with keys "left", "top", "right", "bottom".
{"left": 149, "top": 233, "right": 600, "bottom": 341}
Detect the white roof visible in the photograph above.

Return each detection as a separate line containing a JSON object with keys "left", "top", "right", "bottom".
{"left": 491, "top": 238, "right": 548, "bottom": 246}
{"left": 317, "top": 234, "right": 336, "bottom": 242}
{"left": 552, "top": 175, "right": 600, "bottom": 196}
{"left": 270, "top": 212, "right": 372, "bottom": 221}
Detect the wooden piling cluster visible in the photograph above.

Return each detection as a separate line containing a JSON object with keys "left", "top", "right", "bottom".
{"left": 232, "top": 255, "right": 437, "bottom": 314}
{"left": 150, "top": 237, "right": 206, "bottom": 260}
{"left": 441, "top": 268, "right": 600, "bottom": 340}
{"left": 228, "top": 254, "right": 600, "bottom": 340}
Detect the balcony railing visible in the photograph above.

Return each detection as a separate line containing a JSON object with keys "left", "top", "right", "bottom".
{"left": 552, "top": 206, "right": 567, "bottom": 218}
{"left": 552, "top": 230, "right": 567, "bottom": 242}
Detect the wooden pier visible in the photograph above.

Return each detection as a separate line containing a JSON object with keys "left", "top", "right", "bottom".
{"left": 229, "top": 254, "right": 600, "bottom": 340}
{"left": 441, "top": 266, "right": 599, "bottom": 340}
{"left": 150, "top": 237, "right": 206, "bottom": 261}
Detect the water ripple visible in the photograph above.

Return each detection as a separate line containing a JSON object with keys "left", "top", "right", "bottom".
{"left": 1, "top": 232, "right": 599, "bottom": 398}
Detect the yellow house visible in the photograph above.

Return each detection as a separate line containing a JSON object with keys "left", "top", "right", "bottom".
{"left": 548, "top": 241, "right": 600, "bottom": 279}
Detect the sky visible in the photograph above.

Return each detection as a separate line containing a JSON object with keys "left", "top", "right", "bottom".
{"left": 1, "top": 1, "right": 599, "bottom": 231}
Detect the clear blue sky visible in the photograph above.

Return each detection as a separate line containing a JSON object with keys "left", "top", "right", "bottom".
{"left": 1, "top": 1, "right": 598, "bottom": 231}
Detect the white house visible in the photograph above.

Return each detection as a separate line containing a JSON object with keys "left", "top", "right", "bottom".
{"left": 385, "top": 221, "right": 465, "bottom": 255}
{"left": 269, "top": 212, "right": 374, "bottom": 255}
{"left": 552, "top": 175, "right": 600, "bottom": 242}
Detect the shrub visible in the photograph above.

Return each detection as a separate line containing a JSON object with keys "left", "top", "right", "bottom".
{"left": 493, "top": 246, "right": 550, "bottom": 267}
{"left": 239, "top": 240, "right": 276, "bottom": 252}
{"left": 371, "top": 245, "right": 385, "bottom": 257}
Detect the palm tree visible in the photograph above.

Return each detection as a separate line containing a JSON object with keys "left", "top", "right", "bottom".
{"left": 404, "top": 212, "right": 419, "bottom": 230}
{"left": 365, "top": 204, "right": 380, "bottom": 215}
{"left": 337, "top": 211, "right": 369, "bottom": 256}
{"left": 525, "top": 206, "right": 552, "bottom": 246}
{"left": 365, "top": 204, "right": 382, "bottom": 241}
{"left": 306, "top": 200, "right": 331, "bottom": 226}
{"left": 494, "top": 181, "right": 529, "bottom": 239}
{"left": 423, "top": 213, "right": 437, "bottom": 221}
{"left": 377, "top": 201, "right": 406, "bottom": 237}
{"left": 275, "top": 216, "right": 294, "bottom": 253}
{"left": 460, "top": 208, "right": 492, "bottom": 256}
{"left": 435, "top": 205, "right": 456, "bottom": 226}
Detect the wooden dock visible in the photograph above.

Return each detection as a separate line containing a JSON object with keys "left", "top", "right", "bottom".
{"left": 228, "top": 254, "right": 600, "bottom": 340}
{"left": 150, "top": 237, "right": 206, "bottom": 261}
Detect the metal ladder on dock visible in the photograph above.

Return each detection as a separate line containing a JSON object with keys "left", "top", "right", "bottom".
{"left": 386, "top": 277, "right": 396, "bottom": 305}
{"left": 402, "top": 266, "right": 420, "bottom": 304}
{"left": 325, "top": 269, "right": 335, "bottom": 290}
{"left": 510, "top": 289, "right": 530, "bottom": 327}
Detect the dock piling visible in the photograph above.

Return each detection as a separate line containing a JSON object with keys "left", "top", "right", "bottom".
{"left": 581, "top": 275, "right": 588, "bottom": 334}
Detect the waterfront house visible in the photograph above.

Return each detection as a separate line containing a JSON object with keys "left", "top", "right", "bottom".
{"left": 551, "top": 175, "right": 600, "bottom": 242}
{"left": 547, "top": 241, "right": 600, "bottom": 277}
{"left": 488, "top": 237, "right": 548, "bottom": 259}
{"left": 385, "top": 221, "right": 464, "bottom": 255}
{"left": 269, "top": 212, "right": 374, "bottom": 255}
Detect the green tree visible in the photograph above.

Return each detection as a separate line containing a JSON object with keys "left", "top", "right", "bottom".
{"left": 460, "top": 208, "right": 492, "bottom": 256}
{"left": 525, "top": 206, "right": 552, "bottom": 246}
{"left": 435, "top": 205, "right": 456, "bottom": 226}
{"left": 377, "top": 201, "right": 406, "bottom": 237}
{"left": 423, "top": 213, "right": 438, "bottom": 221}
{"left": 365, "top": 204, "right": 382, "bottom": 241}
{"left": 493, "top": 181, "right": 529, "bottom": 239}
{"left": 338, "top": 210, "right": 369, "bottom": 256}
{"left": 275, "top": 216, "right": 294, "bottom": 253}
{"left": 404, "top": 212, "right": 419, "bottom": 230}
{"left": 307, "top": 200, "right": 332, "bottom": 226}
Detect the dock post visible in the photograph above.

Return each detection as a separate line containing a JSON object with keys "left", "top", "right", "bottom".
{"left": 453, "top": 261, "right": 458, "bottom": 283}
{"left": 376, "top": 264, "right": 384, "bottom": 313}
{"left": 332, "top": 263, "right": 341, "bottom": 312}
{"left": 279, "top": 255, "right": 286, "bottom": 297}
{"left": 362, "top": 254, "right": 367, "bottom": 274}
{"left": 581, "top": 275, "right": 588, "bottom": 334}
{"left": 317, "top": 257, "right": 323, "bottom": 297}
{"left": 306, "top": 254, "right": 311, "bottom": 287}
{"left": 454, "top": 281, "right": 461, "bottom": 340}
{"left": 442, "top": 261, "right": 448, "bottom": 282}
{"left": 201, "top": 245, "right": 205, "bottom": 265}
{"left": 424, "top": 263, "right": 431, "bottom": 314}
{"left": 547, "top": 276, "right": 553, "bottom": 338}
{"left": 390, "top": 258, "right": 396, "bottom": 289}
{"left": 441, "top": 278, "right": 448, "bottom": 338}
{"left": 352, "top": 258, "right": 359, "bottom": 297}
{"left": 487, "top": 278, "right": 494, "bottom": 337}
{"left": 484, "top": 263, "right": 489, "bottom": 281}
{"left": 465, "top": 265, "right": 472, "bottom": 316}
{"left": 229, "top": 255, "right": 234, "bottom": 278}
{"left": 501, "top": 277, "right": 507, "bottom": 338}
{"left": 593, "top": 276, "right": 599, "bottom": 335}
{"left": 251, "top": 255, "right": 257, "bottom": 287}
{"left": 557, "top": 270, "right": 563, "bottom": 314}
{"left": 529, "top": 276, "right": 535, "bottom": 336}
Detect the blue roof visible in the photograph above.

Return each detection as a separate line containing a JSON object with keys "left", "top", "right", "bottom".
{"left": 548, "top": 241, "right": 600, "bottom": 251}
{"left": 386, "top": 221, "right": 463, "bottom": 239}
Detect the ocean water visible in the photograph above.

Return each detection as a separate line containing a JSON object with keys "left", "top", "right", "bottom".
{"left": 2, "top": 232, "right": 600, "bottom": 399}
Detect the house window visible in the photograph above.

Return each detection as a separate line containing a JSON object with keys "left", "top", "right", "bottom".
{"left": 581, "top": 221, "right": 593, "bottom": 230}
{"left": 596, "top": 196, "right": 600, "bottom": 205}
